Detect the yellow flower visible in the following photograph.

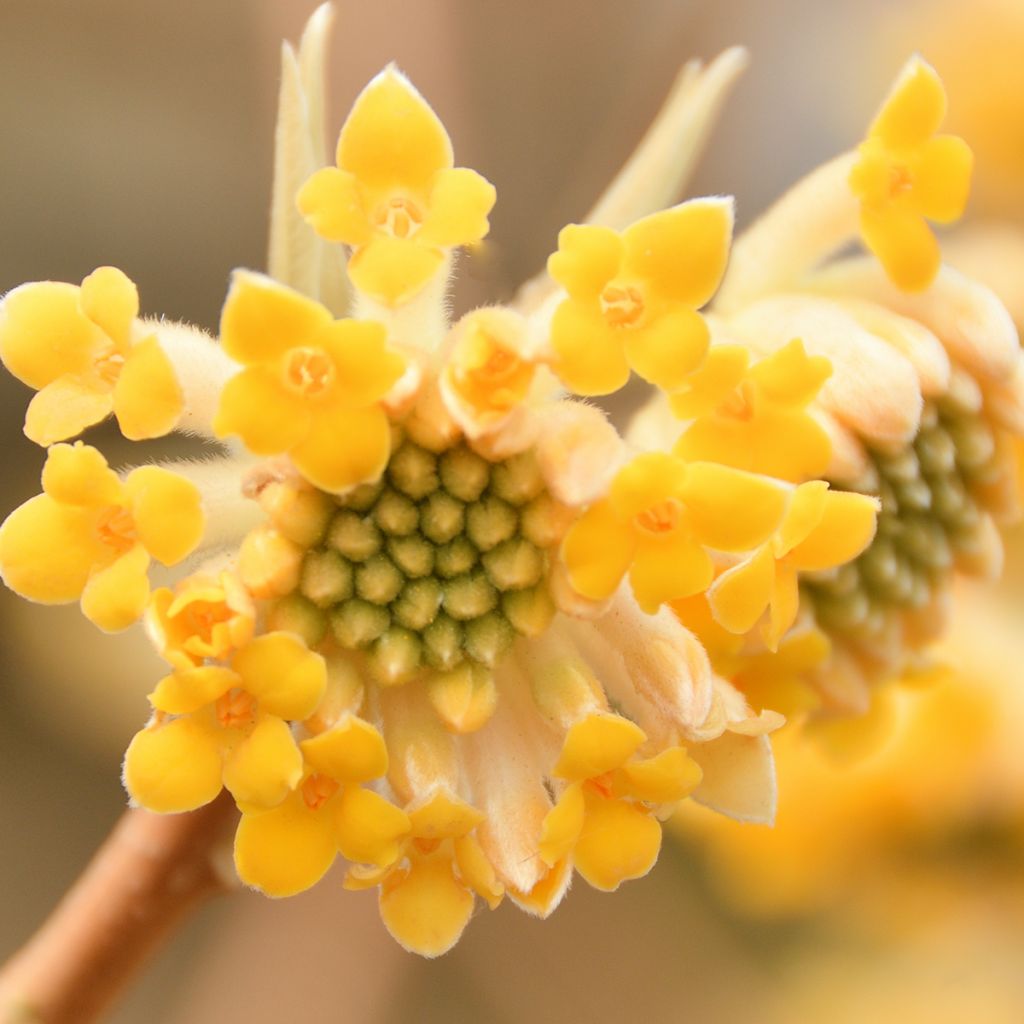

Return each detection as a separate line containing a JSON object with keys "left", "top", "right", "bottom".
{"left": 212, "top": 271, "right": 406, "bottom": 494}
{"left": 707, "top": 481, "right": 879, "bottom": 650}
{"left": 849, "top": 56, "right": 973, "bottom": 292}
{"left": 123, "top": 632, "right": 326, "bottom": 813}
{"left": 546, "top": 198, "right": 733, "bottom": 395}
{"left": 671, "top": 339, "right": 833, "bottom": 482}
{"left": 145, "top": 571, "right": 256, "bottom": 671}
{"left": 0, "top": 266, "right": 183, "bottom": 445}
{"left": 561, "top": 451, "right": 789, "bottom": 612}
{"left": 539, "top": 712, "right": 702, "bottom": 890}
{"left": 234, "top": 713, "right": 410, "bottom": 898}
{"left": 345, "top": 789, "right": 503, "bottom": 957}
{"left": 0, "top": 442, "right": 204, "bottom": 631}
{"left": 297, "top": 68, "right": 496, "bottom": 307}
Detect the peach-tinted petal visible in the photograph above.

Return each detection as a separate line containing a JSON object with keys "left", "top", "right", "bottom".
{"left": 113, "top": 337, "right": 184, "bottom": 440}
{"left": 24, "top": 376, "right": 114, "bottom": 447}
{"left": 213, "top": 365, "right": 313, "bottom": 456}
{"left": 220, "top": 270, "right": 332, "bottom": 366}
{"left": 290, "top": 403, "right": 392, "bottom": 495}
{"left": 123, "top": 466, "right": 204, "bottom": 566}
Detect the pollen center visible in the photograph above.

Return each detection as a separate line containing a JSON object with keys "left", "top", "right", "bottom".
{"left": 373, "top": 196, "right": 423, "bottom": 239}
{"left": 182, "top": 600, "right": 232, "bottom": 646}
{"left": 634, "top": 498, "right": 683, "bottom": 535}
{"left": 888, "top": 163, "right": 914, "bottom": 197}
{"left": 600, "top": 283, "right": 645, "bottom": 327}
{"left": 94, "top": 346, "right": 125, "bottom": 386}
{"left": 301, "top": 773, "right": 340, "bottom": 811}
{"left": 216, "top": 688, "right": 257, "bottom": 728}
{"left": 282, "top": 347, "right": 335, "bottom": 398}
{"left": 95, "top": 506, "right": 136, "bottom": 554}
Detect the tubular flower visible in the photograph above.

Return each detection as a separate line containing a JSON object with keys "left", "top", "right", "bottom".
{"left": 123, "top": 632, "right": 326, "bottom": 813}
{"left": 849, "top": 57, "right": 973, "bottom": 292}
{"left": 546, "top": 199, "right": 733, "bottom": 395}
{"left": 670, "top": 339, "right": 834, "bottom": 482}
{"left": 5, "top": 5, "right": 1012, "bottom": 959}
{"left": 297, "top": 68, "right": 496, "bottom": 307}
{"left": 0, "top": 442, "right": 204, "bottom": 631}
{"left": 561, "top": 451, "right": 790, "bottom": 613}
{"left": 213, "top": 271, "right": 407, "bottom": 494}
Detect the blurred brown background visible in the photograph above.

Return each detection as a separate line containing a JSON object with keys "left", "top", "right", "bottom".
{"left": 2, "top": 2, "right": 1021, "bottom": 1022}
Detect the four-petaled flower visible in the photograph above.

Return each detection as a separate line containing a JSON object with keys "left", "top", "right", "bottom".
{"left": 849, "top": 56, "right": 973, "bottom": 291}
{"left": 123, "top": 633, "right": 326, "bottom": 813}
{"left": 561, "top": 451, "right": 789, "bottom": 612}
{"left": 0, "top": 442, "right": 203, "bottom": 631}
{"left": 213, "top": 271, "right": 407, "bottom": 494}
{"left": 298, "top": 68, "right": 496, "bottom": 307}
{"left": 540, "top": 712, "right": 702, "bottom": 890}
{"left": 546, "top": 199, "right": 733, "bottom": 395}
{"left": 0, "top": 266, "right": 183, "bottom": 445}
{"left": 671, "top": 339, "right": 833, "bottom": 482}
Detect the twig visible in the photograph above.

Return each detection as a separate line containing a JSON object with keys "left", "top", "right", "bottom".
{"left": 0, "top": 794, "right": 238, "bottom": 1024}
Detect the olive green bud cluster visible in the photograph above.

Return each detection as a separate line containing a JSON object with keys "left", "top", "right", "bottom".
{"left": 803, "top": 396, "right": 1002, "bottom": 638}
{"left": 269, "top": 434, "right": 560, "bottom": 685}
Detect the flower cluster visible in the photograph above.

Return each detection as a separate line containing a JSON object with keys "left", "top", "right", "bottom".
{"left": 0, "top": 6, "right": 1017, "bottom": 957}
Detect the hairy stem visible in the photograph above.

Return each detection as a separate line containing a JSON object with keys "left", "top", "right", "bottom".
{"left": 0, "top": 795, "right": 238, "bottom": 1024}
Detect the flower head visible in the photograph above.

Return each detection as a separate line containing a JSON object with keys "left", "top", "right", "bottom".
{"left": 849, "top": 56, "right": 973, "bottom": 292}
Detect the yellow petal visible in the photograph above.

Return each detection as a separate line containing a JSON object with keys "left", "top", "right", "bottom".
{"left": 860, "top": 205, "right": 940, "bottom": 293}
{"left": 24, "top": 375, "right": 113, "bottom": 446}
{"left": 301, "top": 714, "right": 388, "bottom": 783}
{"left": 409, "top": 790, "right": 483, "bottom": 840}
{"left": 560, "top": 498, "right": 636, "bottom": 601}
{"left": 621, "top": 197, "right": 733, "bottom": 307}
{"left": 123, "top": 466, "right": 204, "bottom": 566}
{"left": 679, "top": 462, "right": 788, "bottom": 551}
{"left": 573, "top": 791, "right": 662, "bottom": 891}
{"left": 379, "top": 853, "right": 474, "bottom": 957}
{"left": 547, "top": 224, "right": 623, "bottom": 302}
{"left": 418, "top": 167, "right": 496, "bottom": 246}
{"left": 539, "top": 783, "right": 585, "bottom": 866}
{"left": 785, "top": 490, "right": 879, "bottom": 571}
{"left": 220, "top": 270, "right": 332, "bottom": 366}
{"left": 0, "top": 281, "right": 101, "bottom": 388}
{"left": 337, "top": 69, "right": 453, "bottom": 190}
{"left": 554, "top": 712, "right": 646, "bottom": 780}
{"left": 223, "top": 715, "right": 304, "bottom": 808}
{"left": 320, "top": 319, "right": 406, "bottom": 408}
{"left": 707, "top": 544, "right": 775, "bottom": 635}
{"left": 869, "top": 56, "right": 946, "bottom": 150}
{"left": 629, "top": 530, "right": 714, "bottom": 612}
{"left": 214, "top": 365, "right": 312, "bottom": 455}
{"left": 776, "top": 480, "right": 829, "bottom": 556}
{"left": 290, "top": 403, "right": 392, "bottom": 495}
{"left": 334, "top": 786, "right": 411, "bottom": 866}
{"left": 549, "top": 299, "right": 630, "bottom": 396}
{"left": 0, "top": 494, "right": 106, "bottom": 603}
{"left": 113, "top": 337, "right": 184, "bottom": 440}
{"left": 765, "top": 563, "right": 800, "bottom": 651}
{"left": 123, "top": 716, "right": 223, "bottom": 813}
{"left": 668, "top": 345, "right": 749, "bottom": 420}
{"left": 79, "top": 266, "right": 138, "bottom": 349}
{"left": 347, "top": 235, "right": 444, "bottom": 306}
{"left": 80, "top": 544, "right": 151, "bottom": 632}
{"left": 232, "top": 632, "right": 327, "bottom": 721}
{"left": 624, "top": 306, "right": 710, "bottom": 392}
{"left": 41, "top": 442, "right": 122, "bottom": 507}
{"left": 234, "top": 793, "right": 337, "bottom": 897}
{"left": 149, "top": 665, "right": 240, "bottom": 715}
{"left": 750, "top": 338, "right": 832, "bottom": 407}
{"left": 296, "top": 166, "right": 372, "bottom": 245}
{"left": 618, "top": 747, "right": 702, "bottom": 804}
{"left": 912, "top": 134, "right": 973, "bottom": 224}
{"left": 608, "top": 451, "right": 689, "bottom": 521}
{"left": 453, "top": 834, "right": 503, "bottom": 908}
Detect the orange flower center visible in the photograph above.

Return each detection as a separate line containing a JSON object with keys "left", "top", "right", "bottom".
{"left": 888, "top": 162, "right": 914, "bottom": 197}
{"left": 373, "top": 196, "right": 423, "bottom": 239}
{"left": 634, "top": 497, "right": 684, "bottom": 536}
{"left": 720, "top": 382, "right": 755, "bottom": 421}
{"left": 282, "top": 347, "right": 335, "bottom": 398}
{"left": 585, "top": 772, "right": 615, "bottom": 799}
{"left": 216, "top": 688, "right": 257, "bottom": 728}
{"left": 458, "top": 338, "right": 531, "bottom": 414}
{"left": 301, "top": 773, "right": 340, "bottom": 811}
{"left": 94, "top": 345, "right": 126, "bottom": 386}
{"left": 180, "top": 598, "right": 232, "bottom": 648}
{"left": 599, "top": 283, "right": 645, "bottom": 328}
{"left": 95, "top": 506, "right": 136, "bottom": 554}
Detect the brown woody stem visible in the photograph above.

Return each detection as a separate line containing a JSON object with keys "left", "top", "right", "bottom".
{"left": 0, "top": 795, "right": 238, "bottom": 1024}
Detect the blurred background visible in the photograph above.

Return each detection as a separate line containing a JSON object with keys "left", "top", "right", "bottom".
{"left": 1, "top": 1, "right": 1022, "bottom": 1021}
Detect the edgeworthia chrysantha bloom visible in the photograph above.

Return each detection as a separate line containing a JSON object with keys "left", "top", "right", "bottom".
{"left": 0, "top": 5, "right": 1019, "bottom": 957}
